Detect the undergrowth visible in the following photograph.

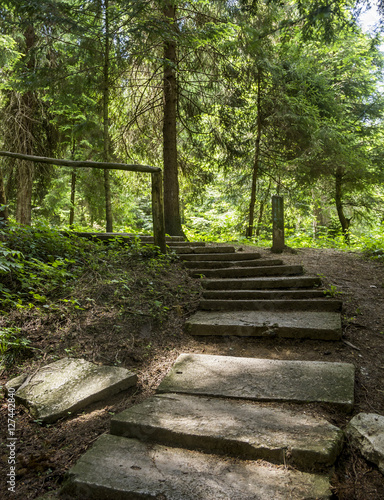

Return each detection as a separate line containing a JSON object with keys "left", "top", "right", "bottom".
{"left": 0, "top": 224, "right": 201, "bottom": 372}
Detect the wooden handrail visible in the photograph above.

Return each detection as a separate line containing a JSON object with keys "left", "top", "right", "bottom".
{"left": 0, "top": 150, "right": 166, "bottom": 252}
{"left": 0, "top": 151, "right": 161, "bottom": 173}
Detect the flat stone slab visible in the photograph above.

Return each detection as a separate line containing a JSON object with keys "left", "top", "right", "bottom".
{"left": 185, "top": 310, "right": 342, "bottom": 340}
{"left": 345, "top": 413, "right": 384, "bottom": 474}
{"left": 12, "top": 358, "right": 137, "bottom": 422}
{"left": 185, "top": 259, "right": 282, "bottom": 269}
{"left": 181, "top": 252, "right": 261, "bottom": 261}
{"left": 203, "top": 289, "right": 327, "bottom": 299}
{"left": 199, "top": 298, "right": 342, "bottom": 312}
{"left": 173, "top": 246, "right": 235, "bottom": 254}
{"left": 190, "top": 264, "right": 303, "bottom": 279}
{"left": 157, "top": 354, "right": 355, "bottom": 411}
{"left": 167, "top": 241, "right": 206, "bottom": 247}
{"left": 62, "top": 434, "right": 332, "bottom": 499}
{"left": 202, "top": 275, "right": 321, "bottom": 290}
{"left": 111, "top": 393, "right": 344, "bottom": 467}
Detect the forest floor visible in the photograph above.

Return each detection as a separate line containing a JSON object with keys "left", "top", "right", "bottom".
{"left": 1, "top": 245, "right": 384, "bottom": 499}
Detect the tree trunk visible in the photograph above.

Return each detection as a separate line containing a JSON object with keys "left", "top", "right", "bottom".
{"left": 0, "top": 168, "right": 8, "bottom": 225}
{"left": 103, "top": 0, "right": 113, "bottom": 232}
{"left": 16, "top": 160, "right": 34, "bottom": 225}
{"left": 15, "top": 25, "right": 36, "bottom": 225}
{"left": 104, "top": 170, "right": 112, "bottom": 232}
{"left": 335, "top": 165, "right": 350, "bottom": 241}
{"left": 255, "top": 200, "right": 264, "bottom": 237}
{"left": 312, "top": 188, "right": 329, "bottom": 239}
{"left": 256, "top": 178, "right": 271, "bottom": 237}
{"left": 246, "top": 69, "right": 262, "bottom": 238}
{"left": 69, "top": 169, "right": 76, "bottom": 228}
{"left": 163, "top": 3, "right": 184, "bottom": 237}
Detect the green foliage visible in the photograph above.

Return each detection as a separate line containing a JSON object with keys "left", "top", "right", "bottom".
{"left": 0, "top": 326, "right": 34, "bottom": 368}
{"left": 323, "top": 284, "right": 342, "bottom": 297}
{"left": 6, "top": 223, "right": 75, "bottom": 261}
{"left": 184, "top": 206, "right": 243, "bottom": 242}
{"left": 0, "top": 224, "right": 193, "bottom": 368}
{"left": 1, "top": 0, "right": 384, "bottom": 247}
{"left": 0, "top": 223, "right": 92, "bottom": 310}
{"left": 0, "top": 34, "right": 22, "bottom": 75}
{"left": 0, "top": 244, "right": 24, "bottom": 272}
{"left": 359, "top": 229, "right": 384, "bottom": 261}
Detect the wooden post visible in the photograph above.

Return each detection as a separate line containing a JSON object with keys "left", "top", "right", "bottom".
{"left": 151, "top": 170, "right": 166, "bottom": 253}
{"left": 271, "top": 195, "right": 284, "bottom": 253}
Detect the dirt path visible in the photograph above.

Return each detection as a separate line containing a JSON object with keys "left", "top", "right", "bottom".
{"left": 1, "top": 246, "right": 384, "bottom": 499}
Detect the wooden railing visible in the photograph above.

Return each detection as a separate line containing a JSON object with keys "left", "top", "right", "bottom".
{"left": 0, "top": 151, "right": 166, "bottom": 253}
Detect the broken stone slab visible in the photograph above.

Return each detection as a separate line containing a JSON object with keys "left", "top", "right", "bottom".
{"left": 185, "top": 310, "right": 342, "bottom": 340}
{"left": 345, "top": 413, "right": 384, "bottom": 474}
{"left": 13, "top": 358, "right": 137, "bottom": 423}
{"left": 157, "top": 354, "right": 355, "bottom": 412}
{"left": 111, "top": 393, "right": 344, "bottom": 468}
{"left": 62, "top": 434, "right": 332, "bottom": 499}
{"left": 190, "top": 264, "right": 303, "bottom": 279}
{"left": 202, "top": 275, "right": 321, "bottom": 290}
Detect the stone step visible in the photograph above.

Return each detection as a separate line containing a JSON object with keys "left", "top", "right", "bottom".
{"left": 157, "top": 354, "right": 355, "bottom": 412}
{"left": 190, "top": 264, "right": 304, "bottom": 279}
{"left": 202, "top": 275, "right": 322, "bottom": 290}
{"left": 184, "top": 258, "right": 282, "bottom": 270}
{"left": 172, "top": 245, "right": 236, "bottom": 254}
{"left": 111, "top": 393, "right": 344, "bottom": 468}
{"left": 181, "top": 252, "right": 262, "bottom": 262}
{"left": 167, "top": 241, "right": 206, "bottom": 247}
{"left": 203, "top": 289, "right": 327, "bottom": 300}
{"left": 199, "top": 298, "right": 342, "bottom": 312}
{"left": 63, "top": 434, "right": 332, "bottom": 499}
{"left": 186, "top": 310, "right": 342, "bottom": 340}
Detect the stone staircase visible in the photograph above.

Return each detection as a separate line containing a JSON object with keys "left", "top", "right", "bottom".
{"left": 62, "top": 243, "right": 355, "bottom": 499}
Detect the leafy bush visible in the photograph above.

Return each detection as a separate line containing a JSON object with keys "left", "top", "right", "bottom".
{"left": 359, "top": 230, "right": 384, "bottom": 261}
{"left": 0, "top": 223, "right": 92, "bottom": 310}
{"left": 6, "top": 223, "right": 76, "bottom": 262}
{"left": 0, "top": 223, "right": 172, "bottom": 312}
{"left": 0, "top": 327, "right": 34, "bottom": 368}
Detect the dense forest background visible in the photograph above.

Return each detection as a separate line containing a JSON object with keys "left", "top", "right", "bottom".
{"left": 1, "top": 0, "right": 384, "bottom": 249}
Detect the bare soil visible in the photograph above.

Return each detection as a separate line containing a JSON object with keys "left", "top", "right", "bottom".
{"left": 1, "top": 246, "right": 384, "bottom": 499}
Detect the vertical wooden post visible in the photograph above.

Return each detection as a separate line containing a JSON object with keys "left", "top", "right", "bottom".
{"left": 271, "top": 195, "right": 284, "bottom": 253}
{"left": 151, "top": 170, "right": 167, "bottom": 253}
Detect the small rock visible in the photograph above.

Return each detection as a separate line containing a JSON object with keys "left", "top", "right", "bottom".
{"left": 345, "top": 413, "right": 384, "bottom": 475}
